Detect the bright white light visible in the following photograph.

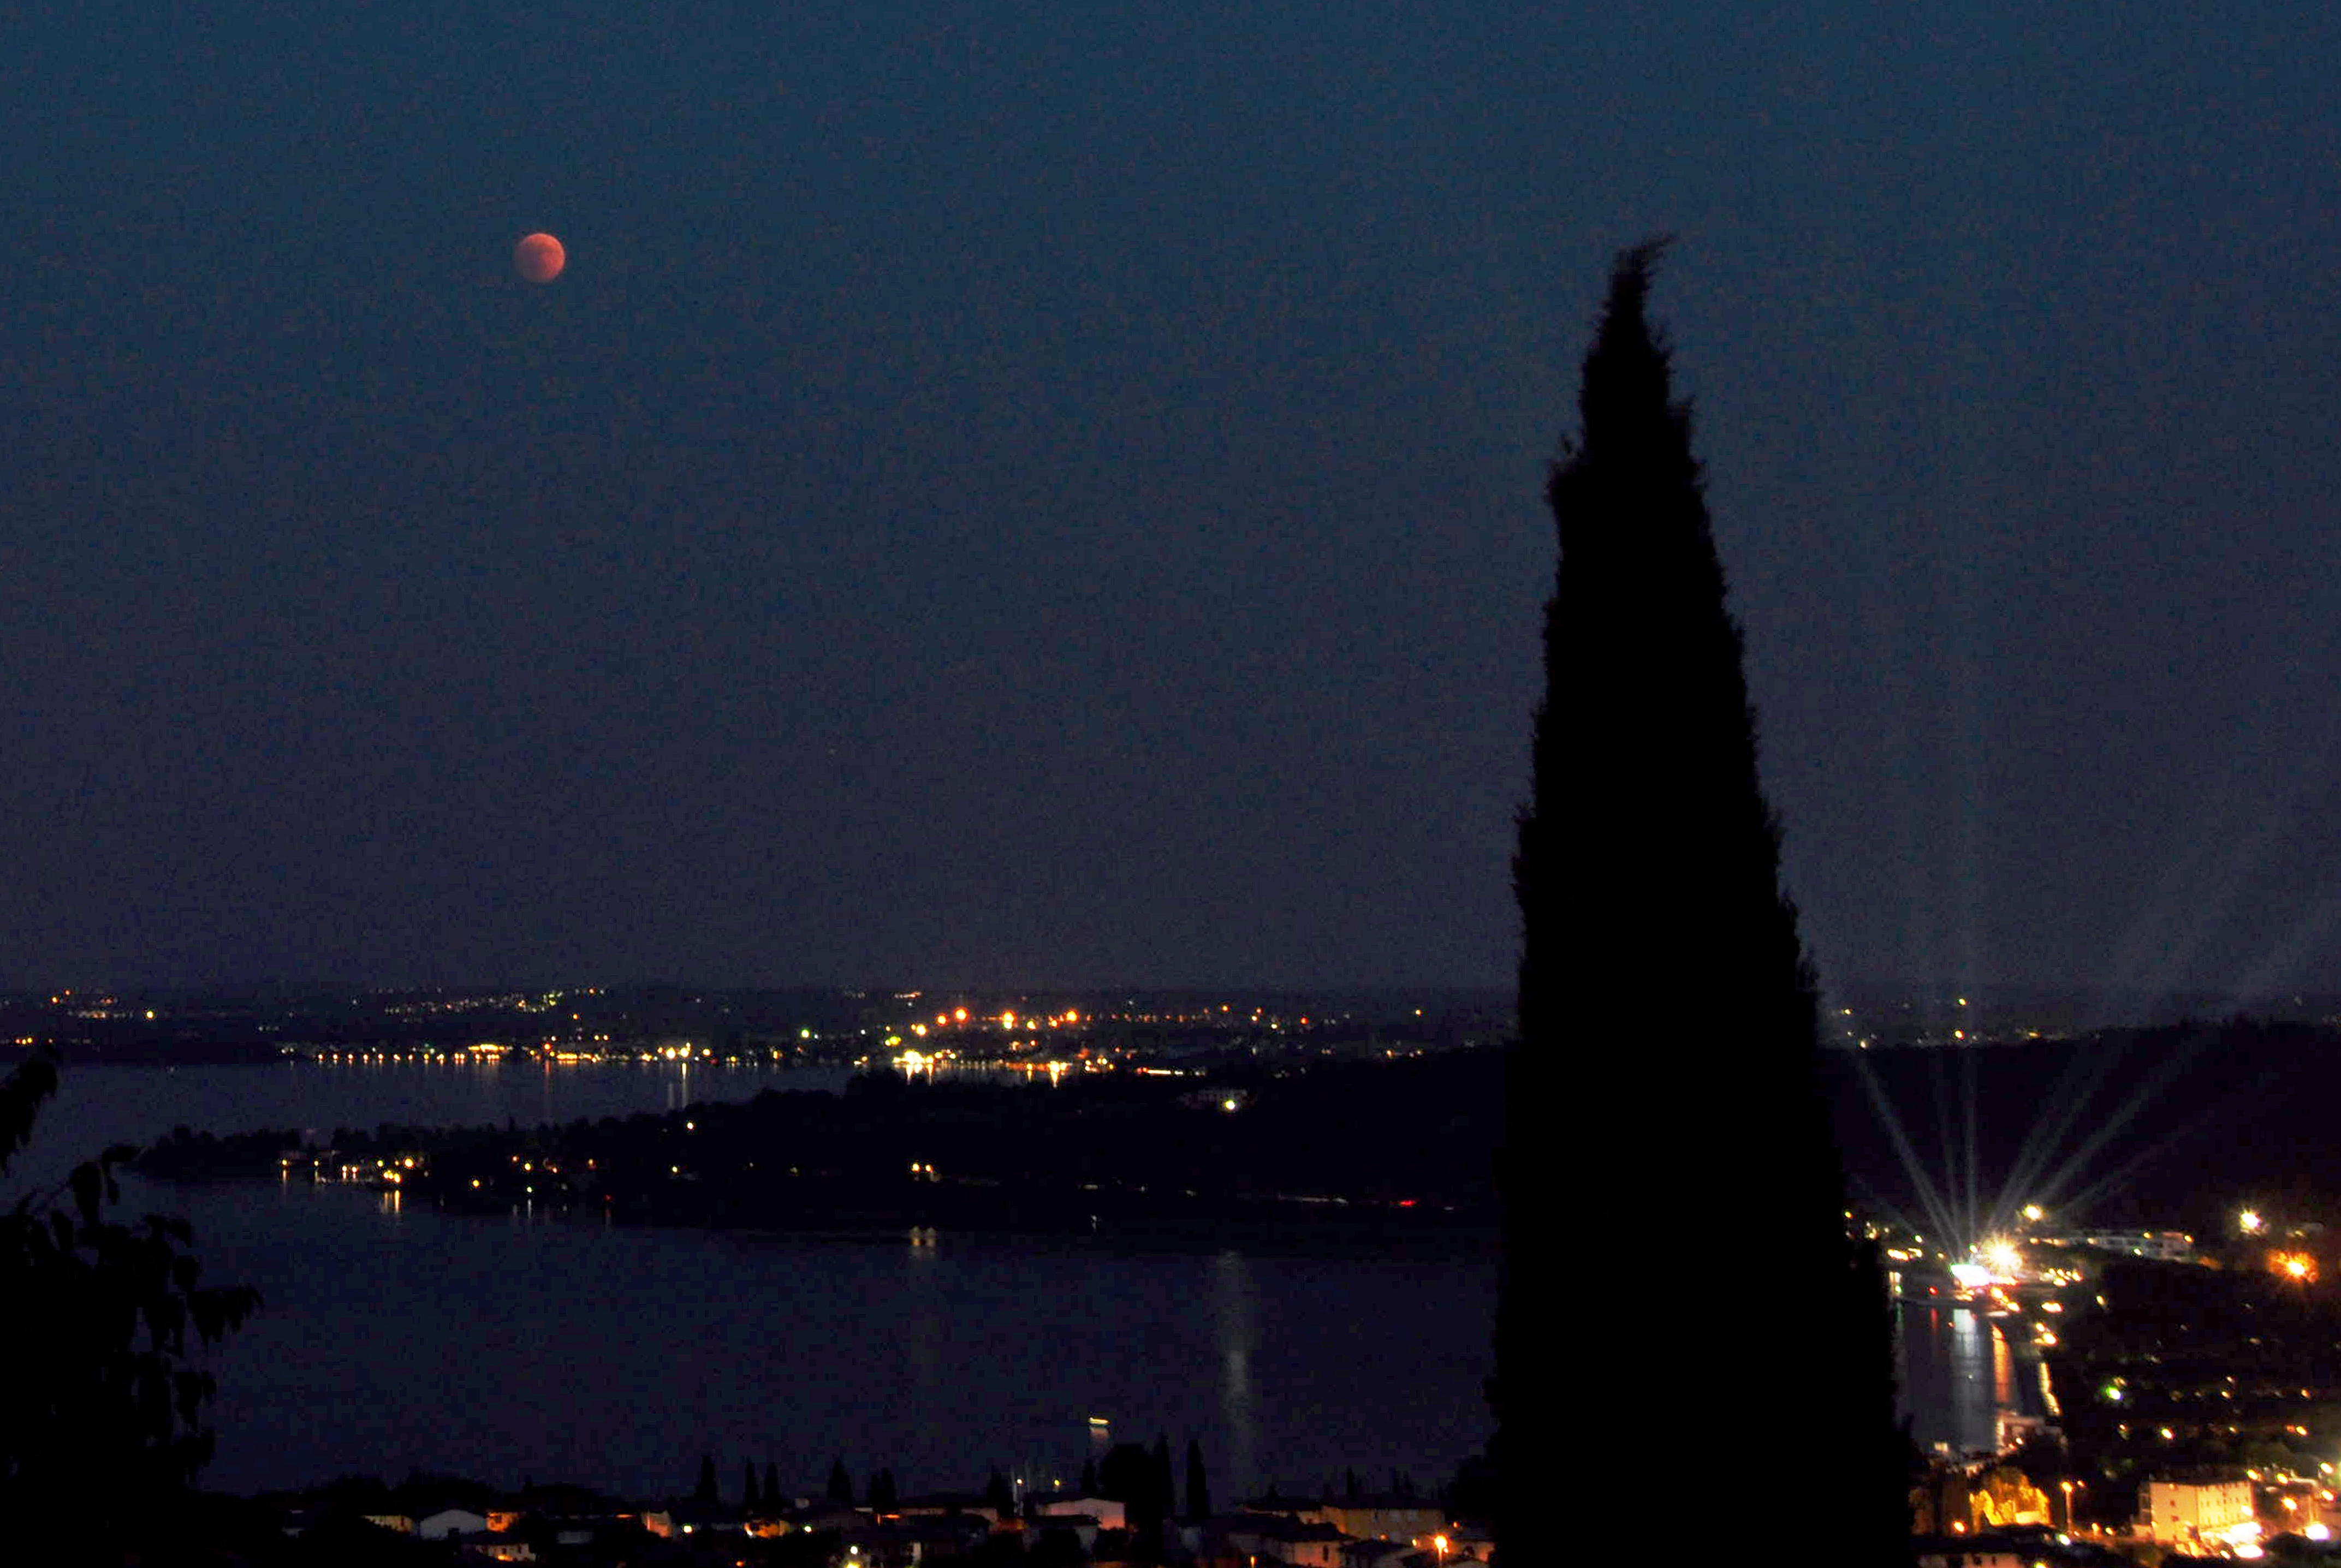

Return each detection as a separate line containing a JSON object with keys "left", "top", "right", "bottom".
{"left": 2243, "top": 1209, "right": 2268, "bottom": 1235}
{"left": 1950, "top": 1262, "right": 1992, "bottom": 1289}
{"left": 2308, "top": 1523, "right": 2331, "bottom": 1542}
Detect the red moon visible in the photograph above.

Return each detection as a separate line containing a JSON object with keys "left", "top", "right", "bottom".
{"left": 514, "top": 232, "right": 566, "bottom": 284}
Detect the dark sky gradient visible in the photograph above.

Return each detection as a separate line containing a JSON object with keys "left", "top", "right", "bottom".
{"left": 5, "top": 3, "right": 2338, "bottom": 996}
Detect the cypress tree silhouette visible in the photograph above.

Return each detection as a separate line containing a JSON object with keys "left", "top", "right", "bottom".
{"left": 1184, "top": 1438, "right": 1210, "bottom": 1522}
{"left": 696, "top": 1453, "right": 718, "bottom": 1503}
{"left": 744, "top": 1460, "right": 760, "bottom": 1509}
{"left": 765, "top": 1460, "right": 781, "bottom": 1508}
{"left": 1505, "top": 241, "right": 1904, "bottom": 1565}
{"left": 1150, "top": 1435, "right": 1174, "bottom": 1535}
{"left": 827, "top": 1456, "right": 854, "bottom": 1506}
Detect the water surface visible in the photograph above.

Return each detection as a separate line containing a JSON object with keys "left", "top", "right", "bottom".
{"left": 7, "top": 1061, "right": 1495, "bottom": 1500}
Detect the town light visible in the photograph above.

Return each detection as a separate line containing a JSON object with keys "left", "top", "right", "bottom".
{"left": 2270, "top": 1251, "right": 2319, "bottom": 1284}
{"left": 2242, "top": 1209, "right": 2267, "bottom": 1235}
{"left": 2022, "top": 1203, "right": 2045, "bottom": 1223}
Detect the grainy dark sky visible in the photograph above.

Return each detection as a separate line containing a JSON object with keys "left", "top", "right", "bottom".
{"left": 4, "top": 3, "right": 2337, "bottom": 996}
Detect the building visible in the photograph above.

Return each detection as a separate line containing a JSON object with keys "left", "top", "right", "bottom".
{"left": 1217, "top": 1515, "right": 1354, "bottom": 1567}
{"left": 2036, "top": 1230, "right": 2195, "bottom": 1262}
{"left": 838, "top": 1514, "right": 995, "bottom": 1565}
{"left": 1030, "top": 1513, "right": 1104, "bottom": 1553}
{"left": 1038, "top": 1497, "right": 1127, "bottom": 1530}
{"left": 896, "top": 1493, "right": 1003, "bottom": 1527}
{"left": 1320, "top": 1498, "right": 1446, "bottom": 1543}
{"left": 2137, "top": 1475, "right": 2253, "bottom": 1542}
{"left": 1913, "top": 1537, "right": 2028, "bottom": 1568}
{"left": 418, "top": 1508, "right": 491, "bottom": 1540}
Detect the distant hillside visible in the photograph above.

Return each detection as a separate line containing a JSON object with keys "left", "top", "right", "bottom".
{"left": 1819, "top": 1020, "right": 2341, "bottom": 1237}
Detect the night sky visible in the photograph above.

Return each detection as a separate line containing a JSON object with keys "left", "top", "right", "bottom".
{"left": 5, "top": 4, "right": 2338, "bottom": 997}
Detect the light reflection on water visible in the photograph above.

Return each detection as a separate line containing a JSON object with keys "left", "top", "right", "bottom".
{"left": 145, "top": 1178, "right": 1487, "bottom": 1503}
{"left": 1899, "top": 1302, "right": 2048, "bottom": 1456}
{"left": 1216, "top": 1249, "right": 1258, "bottom": 1496}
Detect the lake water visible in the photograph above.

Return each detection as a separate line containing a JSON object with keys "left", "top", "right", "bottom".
{"left": 8, "top": 1060, "right": 1496, "bottom": 1502}
{"left": 1897, "top": 1299, "right": 2056, "bottom": 1458}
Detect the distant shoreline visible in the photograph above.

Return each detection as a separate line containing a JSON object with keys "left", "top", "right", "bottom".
{"left": 142, "top": 1168, "right": 1502, "bottom": 1262}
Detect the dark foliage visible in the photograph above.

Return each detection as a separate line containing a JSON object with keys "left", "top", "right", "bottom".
{"left": 1030, "top": 1523, "right": 1089, "bottom": 1568}
{"left": 1507, "top": 243, "right": 1904, "bottom": 1566}
{"left": 744, "top": 1459, "right": 761, "bottom": 1508}
{"left": 135, "top": 1123, "right": 298, "bottom": 1180}
{"left": 988, "top": 1469, "right": 1017, "bottom": 1517}
{"left": 828, "top": 1456, "right": 854, "bottom": 1506}
{"left": 1184, "top": 1438, "right": 1210, "bottom": 1521}
{"left": 869, "top": 1466, "right": 898, "bottom": 1511}
{"left": 696, "top": 1452, "right": 718, "bottom": 1502}
{"left": 1150, "top": 1435, "right": 1174, "bottom": 1534}
{"left": 766, "top": 1459, "right": 783, "bottom": 1507}
{"left": 1443, "top": 1452, "right": 1495, "bottom": 1523}
{"left": 1098, "top": 1440, "right": 1173, "bottom": 1538}
{"left": 0, "top": 1047, "right": 261, "bottom": 1536}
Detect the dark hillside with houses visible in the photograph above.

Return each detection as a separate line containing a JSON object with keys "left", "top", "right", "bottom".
{"left": 80, "top": 1457, "right": 1489, "bottom": 1566}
